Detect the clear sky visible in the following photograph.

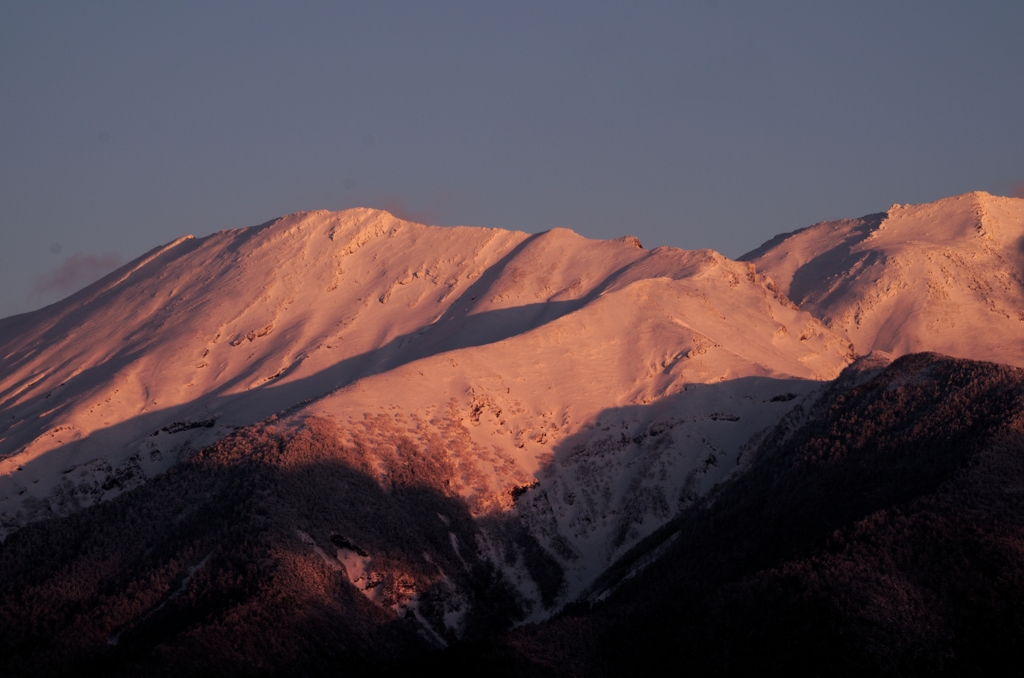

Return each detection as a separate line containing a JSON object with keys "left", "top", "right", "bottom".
{"left": 2, "top": 2, "right": 1023, "bottom": 319}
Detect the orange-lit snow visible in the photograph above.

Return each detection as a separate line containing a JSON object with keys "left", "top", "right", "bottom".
{"left": 4, "top": 192, "right": 1020, "bottom": 598}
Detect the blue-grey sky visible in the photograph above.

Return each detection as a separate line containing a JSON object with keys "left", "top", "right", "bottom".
{"left": 2, "top": 2, "right": 1023, "bottom": 319}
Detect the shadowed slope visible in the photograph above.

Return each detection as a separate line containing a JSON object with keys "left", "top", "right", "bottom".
{"left": 420, "top": 354, "right": 1024, "bottom": 676}
{"left": 0, "top": 415, "right": 563, "bottom": 678}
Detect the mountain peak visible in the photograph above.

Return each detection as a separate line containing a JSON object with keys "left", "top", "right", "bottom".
{"left": 745, "top": 191, "right": 1024, "bottom": 365}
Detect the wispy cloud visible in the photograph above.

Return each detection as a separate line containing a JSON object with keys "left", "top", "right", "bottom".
{"left": 376, "top": 196, "right": 436, "bottom": 225}
{"left": 373, "top": 188, "right": 466, "bottom": 226}
{"left": 32, "top": 252, "right": 124, "bottom": 298}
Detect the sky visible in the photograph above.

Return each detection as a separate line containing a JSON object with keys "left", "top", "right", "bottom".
{"left": 2, "top": 2, "right": 1023, "bottom": 320}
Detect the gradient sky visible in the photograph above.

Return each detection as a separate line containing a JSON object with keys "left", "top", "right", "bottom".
{"left": 2, "top": 2, "right": 1023, "bottom": 319}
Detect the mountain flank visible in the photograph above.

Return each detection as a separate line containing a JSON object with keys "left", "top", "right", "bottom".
{"left": 412, "top": 353, "right": 1024, "bottom": 676}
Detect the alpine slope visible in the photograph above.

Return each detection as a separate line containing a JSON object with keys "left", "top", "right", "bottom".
{"left": 2, "top": 191, "right": 1021, "bottom": 603}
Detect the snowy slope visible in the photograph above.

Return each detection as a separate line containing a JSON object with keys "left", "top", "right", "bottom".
{"left": 742, "top": 192, "right": 1024, "bottom": 366}
{"left": 0, "top": 208, "right": 851, "bottom": 598}
{"left": 301, "top": 239, "right": 854, "bottom": 595}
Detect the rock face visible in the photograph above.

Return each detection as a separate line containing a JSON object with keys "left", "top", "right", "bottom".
{"left": 742, "top": 192, "right": 1024, "bottom": 366}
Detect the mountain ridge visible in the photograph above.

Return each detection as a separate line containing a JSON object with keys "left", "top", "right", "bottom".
{"left": 1, "top": 191, "right": 1024, "bottom": 674}
{"left": 0, "top": 207, "right": 850, "bottom": 568}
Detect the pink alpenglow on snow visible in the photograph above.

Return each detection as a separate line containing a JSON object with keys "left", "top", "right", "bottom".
{"left": 0, "top": 208, "right": 851, "bottom": 598}
{"left": 3, "top": 191, "right": 1023, "bottom": 603}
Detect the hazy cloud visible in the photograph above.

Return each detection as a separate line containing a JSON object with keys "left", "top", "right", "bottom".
{"left": 376, "top": 196, "right": 436, "bottom": 226}
{"left": 374, "top": 188, "right": 464, "bottom": 227}
{"left": 1011, "top": 181, "right": 1024, "bottom": 199}
{"left": 32, "top": 252, "right": 124, "bottom": 298}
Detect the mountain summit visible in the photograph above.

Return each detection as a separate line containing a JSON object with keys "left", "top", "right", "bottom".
{"left": 742, "top": 191, "right": 1024, "bottom": 366}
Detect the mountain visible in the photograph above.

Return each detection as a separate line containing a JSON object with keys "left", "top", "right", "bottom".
{"left": 742, "top": 191, "right": 1024, "bottom": 366}
{"left": 1, "top": 192, "right": 1023, "bottom": 676}
{"left": 0, "top": 208, "right": 851, "bottom": 599}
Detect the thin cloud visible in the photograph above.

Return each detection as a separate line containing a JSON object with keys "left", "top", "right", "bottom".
{"left": 374, "top": 188, "right": 465, "bottom": 226}
{"left": 32, "top": 252, "right": 124, "bottom": 298}
{"left": 376, "top": 196, "right": 436, "bottom": 225}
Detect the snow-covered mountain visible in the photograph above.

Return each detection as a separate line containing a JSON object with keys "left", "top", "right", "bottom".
{"left": 0, "top": 208, "right": 851, "bottom": 597}
{"left": 742, "top": 191, "right": 1024, "bottom": 366}
{"left": 2, "top": 192, "right": 1024, "bottom": 675}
